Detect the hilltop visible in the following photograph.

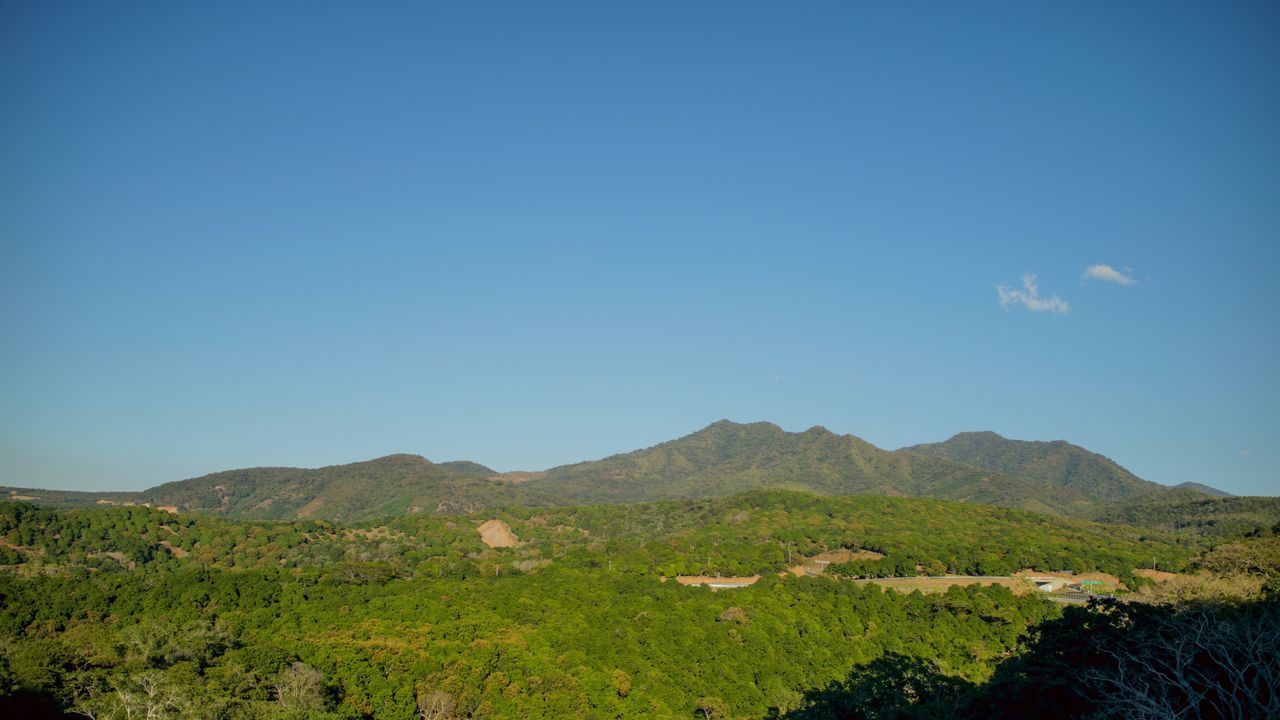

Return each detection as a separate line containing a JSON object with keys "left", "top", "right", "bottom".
{"left": 900, "top": 430, "right": 1169, "bottom": 503}
{"left": 4, "top": 454, "right": 533, "bottom": 523}
{"left": 526, "top": 421, "right": 1152, "bottom": 516}
{"left": 3, "top": 420, "right": 1245, "bottom": 523}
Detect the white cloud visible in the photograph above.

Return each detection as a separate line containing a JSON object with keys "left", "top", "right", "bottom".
{"left": 1082, "top": 264, "right": 1136, "bottom": 286}
{"left": 997, "top": 273, "right": 1069, "bottom": 314}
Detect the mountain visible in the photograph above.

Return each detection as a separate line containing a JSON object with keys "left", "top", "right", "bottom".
{"left": 437, "top": 460, "right": 498, "bottom": 479}
{"left": 5, "top": 421, "right": 1237, "bottom": 523}
{"left": 4, "top": 454, "right": 530, "bottom": 522}
{"left": 900, "top": 431, "right": 1171, "bottom": 503}
{"left": 523, "top": 420, "right": 1099, "bottom": 515}
{"left": 1088, "top": 493, "right": 1280, "bottom": 537}
{"left": 1171, "top": 481, "right": 1232, "bottom": 498}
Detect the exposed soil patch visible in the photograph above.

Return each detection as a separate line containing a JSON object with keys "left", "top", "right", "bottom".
{"left": 1014, "top": 569, "right": 1121, "bottom": 589}
{"left": 674, "top": 575, "right": 760, "bottom": 588}
{"left": 795, "top": 548, "right": 886, "bottom": 576}
{"left": 296, "top": 497, "right": 325, "bottom": 518}
{"left": 491, "top": 471, "right": 544, "bottom": 484}
{"left": 477, "top": 519, "right": 519, "bottom": 548}
{"left": 857, "top": 576, "right": 1035, "bottom": 594}
{"left": 1134, "top": 569, "right": 1180, "bottom": 582}
{"left": 158, "top": 540, "right": 189, "bottom": 558}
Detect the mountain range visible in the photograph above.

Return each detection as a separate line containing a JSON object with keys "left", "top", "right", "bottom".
{"left": 2, "top": 420, "right": 1245, "bottom": 524}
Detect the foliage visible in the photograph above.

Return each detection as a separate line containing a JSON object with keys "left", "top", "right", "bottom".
{"left": 959, "top": 597, "right": 1280, "bottom": 720}
{"left": 1092, "top": 494, "right": 1280, "bottom": 538}
{"left": 0, "top": 484, "right": 1265, "bottom": 719}
{"left": 902, "top": 430, "right": 1165, "bottom": 503}
{"left": 527, "top": 421, "right": 1105, "bottom": 515}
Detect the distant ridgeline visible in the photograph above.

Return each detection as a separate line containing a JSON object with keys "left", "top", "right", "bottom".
{"left": 4, "top": 421, "right": 1275, "bottom": 535}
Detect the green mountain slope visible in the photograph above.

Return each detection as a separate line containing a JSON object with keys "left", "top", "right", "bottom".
{"left": 5, "top": 454, "right": 529, "bottom": 522}
{"left": 5, "top": 421, "right": 1246, "bottom": 524}
{"left": 437, "top": 460, "right": 498, "bottom": 478}
{"left": 901, "top": 431, "right": 1173, "bottom": 503}
{"left": 525, "top": 420, "right": 1098, "bottom": 515}
{"left": 1088, "top": 493, "right": 1280, "bottom": 537}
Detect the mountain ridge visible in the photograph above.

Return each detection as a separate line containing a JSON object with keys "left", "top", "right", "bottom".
{"left": 4, "top": 420, "right": 1236, "bottom": 522}
{"left": 900, "top": 430, "right": 1168, "bottom": 503}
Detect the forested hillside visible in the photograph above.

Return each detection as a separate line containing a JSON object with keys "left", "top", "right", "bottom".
{"left": 525, "top": 421, "right": 1100, "bottom": 515}
{"left": 3, "top": 455, "right": 535, "bottom": 522}
{"left": 5, "top": 421, "right": 1230, "bottom": 524}
{"left": 0, "top": 491, "right": 1273, "bottom": 719}
{"left": 900, "top": 431, "right": 1171, "bottom": 502}
{"left": 1089, "top": 493, "right": 1280, "bottom": 537}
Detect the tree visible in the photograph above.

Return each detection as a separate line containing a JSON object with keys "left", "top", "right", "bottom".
{"left": 696, "top": 696, "right": 729, "bottom": 719}
{"left": 416, "top": 689, "right": 457, "bottom": 720}
{"left": 73, "top": 671, "right": 188, "bottom": 720}
{"left": 273, "top": 662, "right": 326, "bottom": 713}
{"left": 1081, "top": 601, "right": 1280, "bottom": 720}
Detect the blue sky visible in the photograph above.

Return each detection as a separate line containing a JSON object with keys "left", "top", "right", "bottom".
{"left": 2, "top": 2, "right": 1277, "bottom": 495}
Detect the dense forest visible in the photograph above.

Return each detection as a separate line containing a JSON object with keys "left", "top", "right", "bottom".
{"left": 1, "top": 491, "right": 1276, "bottom": 719}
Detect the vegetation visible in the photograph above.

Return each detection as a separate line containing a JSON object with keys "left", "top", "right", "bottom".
{"left": 4, "top": 455, "right": 538, "bottom": 523}
{"left": 2, "top": 489, "right": 1262, "bottom": 719}
{"left": 900, "top": 430, "right": 1173, "bottom": 503}
{"left": 527, "top": 421, "right": 1103, "bottom": 515}
{"left": 1, "top": 424, "right": 1271, "bottom": 719}
{"left": 5, "top": 422, "right": 1234, "bottom": 526}
{"left": 1089, "top": 493, "right": 1280, "bottom": 537}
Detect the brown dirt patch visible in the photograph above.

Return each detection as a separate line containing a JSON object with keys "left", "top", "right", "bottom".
{"left": 491, "top": 471, "right": 544, "bottom": 484}
{"left": 1135, "top": 569, "right": 1180, "bottom": 582}
{"left": 674, "top": 575, "right": 760, "bottom": 588}
{"left": 477, "top": 519, "right": 519, "bottom": 548}
{"left": 811, "top": 549, "right": 885, "bottom": 563}
{"left": 1015, "top": 569, "right": 1121, "bottom": 588}
{"left": 796, "top": 548, "right": 886, "bottom": 575}
{"left": 158, "top": 540, "right": 189, "bottom": 558}
{"left": 858, "top": 576, "right": 1035, "bottom": 594}
{"left": 296, "top": 497, "right": 325, "bottom": 518}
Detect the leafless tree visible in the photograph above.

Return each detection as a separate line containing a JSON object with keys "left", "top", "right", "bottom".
{"left": 1082, "top": 603, "right": 1280, "bottom": 720}
{"left": 72, "top": 671, "right": 186, "bottom": 720}
{"left": 273, "top": 661, "right": 326, "bottom": 712}
{"left": 417, "top": 689, "right": 457, "bottom": 720}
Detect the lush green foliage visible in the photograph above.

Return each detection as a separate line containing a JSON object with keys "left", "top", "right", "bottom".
{"left": 5, "top": 455, "right": 534, "bottom": 523}
{"left": 5, "top": 422, "right": 1233, "bottom": 528}
{"left": 1, "top": 495, "right": 1073, "bottom": 720}
{"left": 1089, "top": 493, "right": 1280, "bottom": 537}
{"left": 0, "top": 489, "right": 1269, "bottom": 719}
{"left": 529, "top": 421, "right": 1102, "bottom": 515}
{"left": 902, "top": 430, "right": 1166, "bottom": 503}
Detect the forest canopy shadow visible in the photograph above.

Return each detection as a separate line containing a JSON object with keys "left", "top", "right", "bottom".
{"left": 775, "top": 653, "right": 975, "bottom": 720}
{"left": 779, "top": 596, "right": 1279, "bottom": 720}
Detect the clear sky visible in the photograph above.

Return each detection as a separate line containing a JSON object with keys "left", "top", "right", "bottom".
{"left": 2, "top": 2, "right": 1277, "bottom": 495}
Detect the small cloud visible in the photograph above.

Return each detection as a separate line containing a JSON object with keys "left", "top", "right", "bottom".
{"left": 1239, "top": 449, "right": 1251, "bottom": 457}
{"left": 1082, "top": 264, "right": 1136, "bottom": 286}
{"left": 997, "top": 274, "right": 1069, "bottom": 314}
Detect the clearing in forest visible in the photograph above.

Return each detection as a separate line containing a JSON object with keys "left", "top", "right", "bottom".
{"left": 477, "top": 519, "right": 519, "bottom": 548}
{"left": 855, "top": 576, "right": 1035, "bottom": 594}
